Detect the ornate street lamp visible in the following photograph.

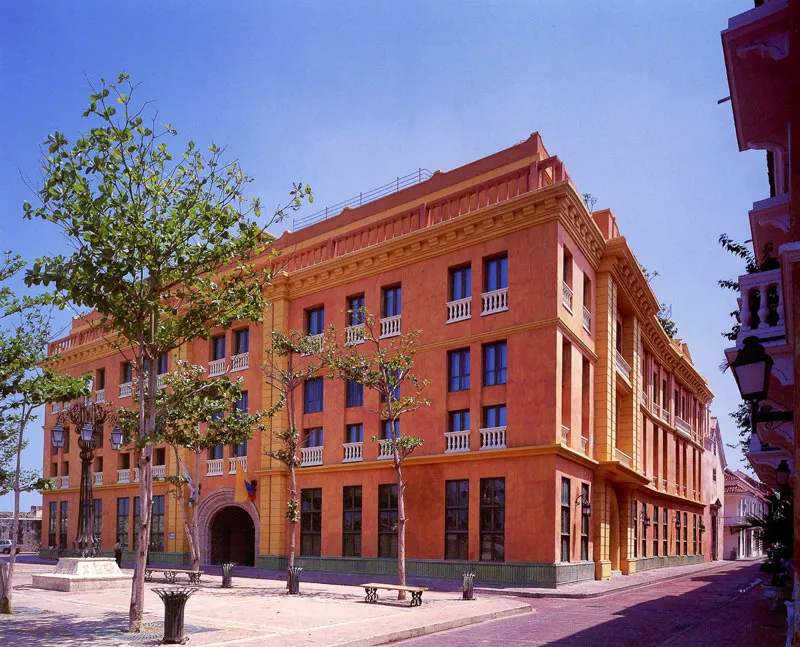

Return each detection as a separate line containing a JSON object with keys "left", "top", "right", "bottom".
{"left": 110, "top": 425, "right": 125, "bottom": 451}
{"left": 576, "top": 492, "right": 592, "bottom": 517}
{"left": 675, "top": 513, "right": 682, "bottom": 530}
{"left": 776, "top": 460, "right": 791, "bottom": 489}
{"left": 640, "top": 509, "right": 651, "bottom": 529}
{"left": 50, "top": 401, "right": 115, "bottom": 557}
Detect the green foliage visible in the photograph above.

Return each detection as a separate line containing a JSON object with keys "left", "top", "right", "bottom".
{"left": 285, "top": 498, "right": 299, "bottom": 523}
{"left": 638, "top": 265, "right": 678, "bottom": 339}
{"left": 747, "top": 492, "right": 792, "bottom": 559}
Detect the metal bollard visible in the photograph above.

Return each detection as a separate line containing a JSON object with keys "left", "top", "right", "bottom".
{"left": 287, "top": 566, "right": 303, "bottom": 595}
{"left": 462, "top": 572, "right": 476, "bottom": 600}
{"left": 221, "top": 562, "right": 237, "bottom": 588}
{"left": 153, "top": 587, "right": 198, "bottom": 644}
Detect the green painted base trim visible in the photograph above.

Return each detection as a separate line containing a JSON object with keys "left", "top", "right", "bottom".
{"left": 256, "top": 555, "right": 595, "bottom": 588}
{"left": 634, "top": 554, "right": 705, "bottom": 572}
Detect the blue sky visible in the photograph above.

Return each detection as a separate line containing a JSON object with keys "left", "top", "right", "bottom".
{"left": 0, "top": 1, "right": 760, "bottom": 510}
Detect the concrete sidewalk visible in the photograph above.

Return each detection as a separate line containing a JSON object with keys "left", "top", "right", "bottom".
{"left": 1, "top": 562, "right": 531, "bottom": 647}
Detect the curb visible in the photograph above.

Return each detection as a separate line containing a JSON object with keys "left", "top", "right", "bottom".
{"left": 334, "top": 603, "right": 534, "bottom": 646}
{"left": 475, "top": 561, "right": 731, "bottom": 600}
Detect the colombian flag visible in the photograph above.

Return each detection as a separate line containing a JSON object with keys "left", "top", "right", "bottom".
{"left": 233, "top": 459, "right": 257, "bottom": 502}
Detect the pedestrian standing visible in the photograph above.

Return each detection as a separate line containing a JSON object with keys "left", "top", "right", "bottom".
{"left": 114, "top": 539, "right": 122, "bottom": 567}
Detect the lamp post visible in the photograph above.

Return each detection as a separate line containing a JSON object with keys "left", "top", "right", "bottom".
{"left": 51, "top": 401, "right": 116, "bottom": 558}
{"left": 575, "top": 492, "right": 592, "bottom": 517}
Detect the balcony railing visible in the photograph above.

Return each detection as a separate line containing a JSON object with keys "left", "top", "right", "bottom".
{"left": 724, "top": 515, "right": 750, "bottom": 527}
{"left": 446, "top": 297, "right": 472, "bottom": 323}
{"left": 481, "top": 288, "right": 508, "bottom": 316}
{"left": 231, "top": 352, "right": 249, "bottom": 372}
{"left": 652, "top": 402, "right": 661, "bottom": 418}
{"left": 93, "top": 472, "right": 103, "bottom": 486}
{"left": 208, "top": 358, "right": 226, "bottom": 377}
{"left": 480, "top": 426, "right": 506, "bottom": 450}
{"left": 152, "top": 464, "right": 166, "bottom": 480}
{"left": 444, "top": 430, "right": 470, "bottom": 453}
{"left": 302, "top": 333, "right": 324, "bottom": 356}
{"left": 614, "top": 448, "right": 632, "bottom": 467}
{"left": 661, "top": 407, "right": 670, "bottom": 424}
{"left": 737, "top": 268, "right": 785, "bottom": 343}
{"left": 581, "top": 436, "right": 589, "bottom": 454}
{"left": 95, "top": 389, "right": 105, "bottom": 404}
{"left": 156, "top": 374, "right": 167, "bottom": 389}
{"left": 59, "top": 475, "right": 70, "bottom": 489}
{"left": 582, "top": 306, "right": 591, "bottom": 332}
{"left": 117, "top": 469, "right": 130, "bottom": 484}
{"left": 300, "top": 446, "right": 323, "bottom": 467}
{"left": 561, "top": 425, "right": 570, "bottom": 445}
{"left": 661, "top": 478, "right": 667, "bottom": 490}
{"left": 228, "top": 456, "right": 247, "bottom": 474}
{"left": 342, "top": 442, "right": 363, "bottom": 463}
{"left": 120, "top": 382, "right": 132, "bottom": 399}
{"left": 133, "top": 467, "right": 140, "bottom": 482}
{"left": 206, "top": 458, "right": 224, "bottom": 476}
{"left": 345, "top": 324, "right": 365, "bottom": 346}
{"left": 562, "top": 282, "right": 573, "bottom": 311}
{"left": 51, "top": 402, "right": 60, "bottom": 414}
{"left": 84, "top": 395, "right": 93, "bottom": 406}
{"left": 377, "top": 439, "right": 393, "bottom": 460}
{"left": 616, "top": 350, "right": 632, "bottom": 382}
{"left": 675, "top": 416, "right": 691, "bottom": 437}
{"left": 641, "top": 391, "right": 649, "bottom": 408}
{"left": 379, "top": 315, "right": 402, "bottom": 339}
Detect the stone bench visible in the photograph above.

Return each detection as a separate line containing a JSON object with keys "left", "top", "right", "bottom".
{"left": 360, "top": 582, "right": 428, "bottom": 607}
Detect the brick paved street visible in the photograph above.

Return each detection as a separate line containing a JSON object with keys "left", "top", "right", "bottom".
{"left": 396, "top": 561, "right": 786, "bottom": 647}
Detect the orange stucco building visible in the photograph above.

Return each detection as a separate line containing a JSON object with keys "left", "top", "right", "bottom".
{"left": 40, "top": 134, "right": 714, "bottom": 585}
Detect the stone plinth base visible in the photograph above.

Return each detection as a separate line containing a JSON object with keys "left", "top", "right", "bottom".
{"left": 31, "top": 557, "right": 132, "bottom": 592}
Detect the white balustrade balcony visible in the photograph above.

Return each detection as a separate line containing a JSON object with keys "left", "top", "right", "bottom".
{"left": 228, "top": 456, "right": 247, "bottom": 473}
{"left": 300, "top": 446, "right": 323, "bottom": 467}
{"left": 156, "top": 374, "right": 167, "bottom": 389}
{"left": 95, "top": 389, "right": 105, "bottom": 404}
{"left": 481, "top": 288, "right": 508, "bottom": 316}
{"left": 377, "top": 439, "right": 394, "bottom": 460}
{"left": 444, "top": 430, "right": 470, "bottom": 453}
{"left": 152, "top": 464, "right": 166, "bottom": 480}
{"left": 231, "top": 352, "right": 249, "bottom": 372}
{"left": 117, "top": 469, "right": 130, "bottom": 484}
{"left": 119, "top": 382, "right": 132, "bottom": 399}
{"left": 60, "top": 475, "right": 70, "bottom": 489}
{"left": 614, "top": 448, "right": 632, "bottom": 467}
{"left": 661, "top": 407, "right": 670, "bottom": 423}
{"left": 93, "top": 472, "right": 103, "bottom": 486}
{"left": 562, "top": 282, "right": 573, "bottom": 311}
{"left": 446, "top": 297, "right": 471, "bottom": 324}
{"left": 582, "top": 306, "right": 592, "bottom": 332}
{"left": 302, "top": 333, "right": 325, "bottom": 355}
{"left": 652, "top": 402, "right": 661, "bottom": 418}
{"left": 51, "top": 402, "right": 60, "bottom": 414}
{"left": 84, "top": 395, "right": 93, "bottom": 406}
{"left": 480, "top": 426, "right": 506, "bottom": 450}
{"left": 675, "top": 416, "right": 691, "bottom": 437}
{"left": 581, "top": 436, "right": 589, "bottom": 454}
{"left": 208, "top": 358, "right": 226, "bottom": 377}
{"left": 737, "top": 268, "right": 785, "bottom": 343}
{"left": 641, "top": 391, "right": 649, "bottom": 408}
{"left": 345, "top": 324, "right": 365, "bottom": 346}
{"left": 615, "top": 350, "right": 632, "bottom": 382}
{"left": 561, "top": 425, "right": 570, "bottom": 445}
{"left": 342, "top": 442, "right": 363, "bottom": 463}
{"left": 133, "top": 467, "right": 140, "bottom": 482}
{"left": 379, "top": 315, "right": 402, "bottom": 339}
{"left": 206, "top": 458, "right": 224, "bottom": 476}
{"left": 661, "top": 478, "right": 668, "bottom": 489}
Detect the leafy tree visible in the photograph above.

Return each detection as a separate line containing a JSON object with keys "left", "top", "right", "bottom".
{"left": 581, "top": 192, "right": 598, "bottom": 213}
{"left": 747, "top": 491, "right": 792, "bottom": 561}
{"left": 22, "top": 74, "right": 311, "bottom": 631}
{"left": 116, "top": 360, "right": 262, "bottom": 572}
{"left": 322, "top": 312, "right": 429, "bottom": 599}
{"left": 260, "top": 331, "right": 324, "bottom": 578}
{"left": 639, "top": 265, "right": 678, "bottom": 339}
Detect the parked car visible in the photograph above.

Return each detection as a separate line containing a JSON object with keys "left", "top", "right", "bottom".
{"left": 0, "top": 539, "right": 14, "bottom": 554}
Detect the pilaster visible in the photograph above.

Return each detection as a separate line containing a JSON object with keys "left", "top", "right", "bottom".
{"left": 592, "top": 476, "right": 612, "bottom": 580}
{"left": 593, "top": 272, "right": 617, "bottom": 462}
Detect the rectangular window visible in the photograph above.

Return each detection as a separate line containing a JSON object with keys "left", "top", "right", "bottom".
{"left": 345, "top": 424, "right": 363, "bottom": 444}
{"left": 211, "top": 335, "right": 226, "bottom": 361}
{"left": 304, "top": 377, "right": 324, "bottom": 413}
{"left": 712, "top": 468, "right": 717, "bottom": 482}
{"left": 483, "top": 341, "right": 507, "bottom": 386}
{"left": 483, "top": 405, "right": 507, "bottom": 429}
{"left": 300, "top": 488, "right": 322, "bottom": 556}
{"left": 96, "top": 368, "right": 106, "bottom": 390}
{"left": 560, "top": 478, "right": 571, "bottom": 562}
{"left": 93, "top": 499, "right": 102, "bottom": 546}
{"left": 449, "top": 410, "right": 470, "bottom": 432}
{"left": 485, "top": 255, "right": 508, "bottom": 292}
{"left": 342, "top": 486, "right": 362, "bottom": 557}
{"left": 116, "top": 498, "right": 129, "bottom": 550}
{"left": 48, "top": 501, "right": 57, "bottom": 547}
{"left": 234, "top": 329, "right": 250, "bottom": 354}
{"left": 151, "top": 495, "right": 165, "bottom": 552}
{"left": 378, "top": 484, "right": 398, "bottom": 558}
{"left": 381, "top": 419, "right": 400, "bottom": 439}
{"left": 693, "top": 514, "right": 697, "bottom": 554}
{"left": 305, "top": 428, "right": 323, "bottom": 447}
{"left": 448, "top": 348, "right": 471, "bottom": 391}
{"left": 683, "top": 512, "right": 688, "bottom": 555}
{"left": 157, "top": 353, "right": 168, "bottom": 374}
{"left": 641, "top": 503, "right": 647, "bottom": 558}
{"left": 382, "top": 285, "right": 402, "bottom": 318}
{"left": 480, "top": 478, "right": 505, "bottom": 561}
{"left": 580, "top": 484, "right": 590, "bottom": 560}
{"left": 663, "top": 509, "right": 668, "bottom": 556}
{"left": 583, "top": 276, "right": 592, "bottom": 316}
{"left": 59, "top": 501, "right": 68, "bottom": 549}
{"left": 445, "top": 480, "right": 469, "bottom": 560}
{"left": 232, "top": 392, "right": 249, "bottom": 456}
{"left": 306, "top": 306, "right": 325, "bottom": 335}
{"left": 345, "top": 380, "right": 364, "bottom": 408}
{"left": 122, "top": 362, "right": 133, "bottom": 384}
{"left": 653, "top": 505, "right": 660, "bottom": 556}
{"left": 450, "top": 265, "right": 472, "bottom": 301}
{"left": 616, "top": 320, "right": 623, "bottom": 354}
{"left": 347, "top": 295, "right": 365, "bottom": 326}
{"left": 562, "top": 249, "right": 572, "bottom": 288}
{"left": 208, "top": 443, "right": 224, "bottom": 460}
{"left": 633, "top": 500, "right": 638, "bottom": 558}
{"left": 133, "top": 497, "right": 141, "bottom": 550}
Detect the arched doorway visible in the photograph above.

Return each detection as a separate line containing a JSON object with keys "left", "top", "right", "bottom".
{"left": 210, "top": 506, "right": 255, "bottom": 566}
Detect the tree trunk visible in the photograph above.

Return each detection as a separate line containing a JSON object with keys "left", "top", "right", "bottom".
{"left": 395, "top": 454, "right": 407, "bottom": 601}
{"left": 288, "top": 464, "right": 297, "bottom": 570}
{"left": 0, "top": 410, "right": 27, "bottom": 614}
{"left": 171, "top": 446, "right": 201, "bottom": 572}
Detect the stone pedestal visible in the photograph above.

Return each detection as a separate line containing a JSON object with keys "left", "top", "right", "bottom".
{"left": 30, "top": 557, "right": 132, "bottom": 592}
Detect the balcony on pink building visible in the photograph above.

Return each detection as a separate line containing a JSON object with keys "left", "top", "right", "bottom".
{"left": 737, "top": 268, "right": 785, "bottom": 345}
